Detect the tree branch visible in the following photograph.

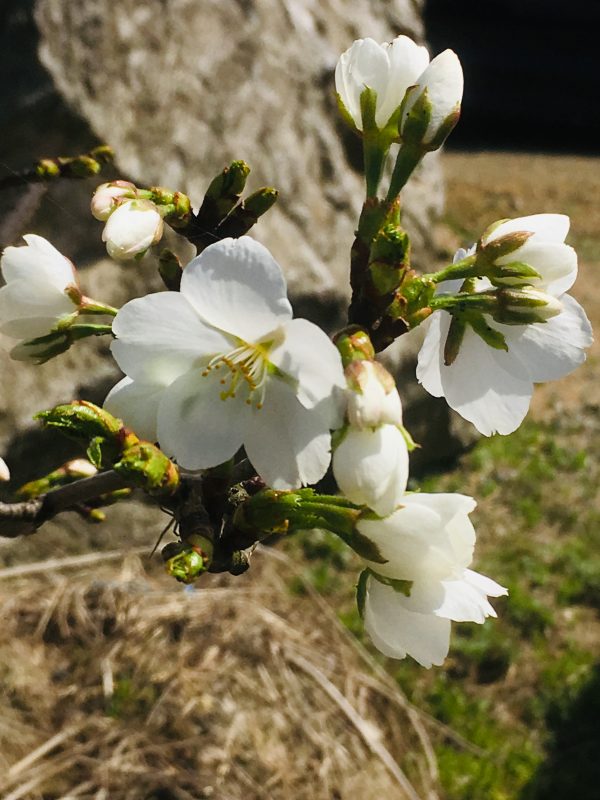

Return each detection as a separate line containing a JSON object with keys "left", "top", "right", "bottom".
{"left": 0, "top": 470, "right": 131, "bottom": 538}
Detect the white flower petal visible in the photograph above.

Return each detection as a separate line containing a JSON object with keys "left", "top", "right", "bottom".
{"left": 1, "top": 234, "right": 76, "bottom": 290}
{"left": 104, "top": 376, "right": 166, "bottom": 441}
{"left": 498, "top": 241, "right": 577, "bottom": 295}
{"left": 401, "top": 49, "right": 463, "bottom": 144}
{"left": 402, "top": 492, "right": 476, "bottom": 568}
{"left": 0, "top": 278, "right": 74, "bottom": 339}
{"left": 419, "top": 313, "right": 533, "bottom": 436}
{"left": 376, "top": 35, "right": 429, "bottom": 128}
{"left": 102, "top": 200, "right": 163, "bottom": 260}
{"left": 335, "top": 38, "right": 391, "bottom": 130}
{"left": 358, "top": 501, "right": 455, "bottom": 581}
{"left": 416, "top": 313, "right": 445, "bottom": 397}
{"left": 111, "top": 292, "right": 231, "bottom": 383}
{"left": 180, "top": 237, "right": 292, "bottom": 341}
{"left": 157, "top": 369, "right": 250, "bottom": 470}
{"left": 244, "top": 378, "right": 332, "bottom": 489}
{"left": 364, "top": 578, "right": 451, "bottom": 667}
{"left": 498, "top": 295, "right": 592, "bottom": 383}
{"left": 433, "top": 577, "right": 498, "bottom": 623}
{"left": 271, "top": 318, "right": 346, "bottom": 427}
{"left": 333, "top": 425, "right": 409, "bottom": 516}
{"left": 463, "top": 568, "right": 508, "bottom": 598}
{"left": 486, "top": 213, "right": 570, "bottom": 245}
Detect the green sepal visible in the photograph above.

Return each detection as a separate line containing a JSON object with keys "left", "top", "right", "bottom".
{"left": 356, "top": 569, "right": 370, "bottom": 620}
{"left": 468, "top": 315, "right": 508, "bottom": 351}
{"left": 343, "top": 527, "right": 387, "bottom": 564}
{"left": 158, "top": 249, "right": 182, "bottom": 291}
{"left": 399, "top": 86, "right": 432, "bottom": 147}
{"left": 486, "top": 260, "right": 542, "bottom": 287}
{"left": 425, "top": 106, "right": 461, "bottom": 151}
{"left": 113, "top": 442, "right": 180, "bottom": 497}
{"left": 443, "top": 313, "right": 467, "bottom": 366}
{"left": 335, "top": 92, "right": 360, "bottom": 133}
{"left": 479, "top": 230, "right": 532, "bottom": 262}
{"left": 371, "top": 570, "right": 413, "bottom": 597}
{"left": 334, "top": 326, "right": 375, "bottom": 367}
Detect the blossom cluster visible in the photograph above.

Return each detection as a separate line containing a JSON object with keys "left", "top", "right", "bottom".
{"left": 0, "top": 32, "right": 593, "bottom": 670}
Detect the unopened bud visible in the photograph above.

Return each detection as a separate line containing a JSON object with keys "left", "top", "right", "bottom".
{"left": 400, "top": 50, "right": 463, "bottom": 151}
{"left": 493, "top": 288, "right": 563, "bottom": 325}
{"left": 64, "top": 458, "right": 98, "bottom": 478}
{"left": 345, "top": 359, "right": 402, "bottom": 428}
{"left": 102, "top": 199, "right": 164, "bottom": 261}
{"left": 91, "top": 180, "right": 137, "bottom": 221}
{"left": 113, "top": 441, "right": 180, "bottom": 497}
{"left": 334, "top": 327, "right": 376, "bottom": 367}
{"left": 0, "top": 456, "right": 10, "bottom": 482}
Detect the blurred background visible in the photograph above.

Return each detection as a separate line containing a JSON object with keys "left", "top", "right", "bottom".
{"left": 1, "top": 2, "right": 599, "bottom": 798}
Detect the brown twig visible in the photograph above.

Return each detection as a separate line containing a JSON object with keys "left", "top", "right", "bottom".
{"left": 0, "top": 470, "right": 130, "bottom": 538}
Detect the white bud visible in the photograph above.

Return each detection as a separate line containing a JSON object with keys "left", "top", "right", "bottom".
{"left": 481, "top": 214, "right": 577, "bottom": 296}
{"left": 64, "top": 459, "right": 98, "bottom": 478}
{"left": 0, "top": 456, "right": 10, "bottom": 482}
{"left": 400, "top": 49, "right": 463, "bottom": 149}
{"left": 91, "top": 180, "right": 137, "bottom": 221}
{"left": 333, "top": 425, "right": 409, "bottom": 516}
{"left": 346, "top": 360, "right": 403, "bottom": 429}
{"left": 102, "top": 199, "right": 164, "bottom": 261}
{"left": 335, "top": 35, "right": 429, "bottom": 131}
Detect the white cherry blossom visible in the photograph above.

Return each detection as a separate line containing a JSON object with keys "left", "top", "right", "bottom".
{"left": 417, "top": 217, "right": 592, "bottom": 435}
{"left": 0, "top": 234, "right": 79, "bottom": 341}
{"left": 105, "top": 236, "right": 346, "bottom": 489}
{"left": 357, "top": 493, "right": 506, "bottom": 667}
{"left": 335, "top": 35, "right": 429, "bottom": 131}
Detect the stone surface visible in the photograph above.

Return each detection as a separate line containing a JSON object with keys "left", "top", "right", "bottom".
{"left": 35, "top": 0, "right": 443, "bottom": 294}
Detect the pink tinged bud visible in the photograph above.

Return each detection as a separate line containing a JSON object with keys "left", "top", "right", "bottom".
{"left": 400, "top": 49, "right": 463, "bottom": 149}
{"left": 0, "top": 456, "right": 10, "bottom": 482}
{"left": 102, "top": 199, "right": 164, "bottom": 261}
{"left": 346, "top": 360, "right": 403, "bottom": 429}
{"left": 91, "top": 180, "right": 137, "bottom": 221}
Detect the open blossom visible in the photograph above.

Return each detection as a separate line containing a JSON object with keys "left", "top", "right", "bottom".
{"left": 417, "top": 215, "right": 593, "bottom": 435}
{"left": 357, "top": 493, "right": 506, "bottom": 667}
{"left": 102, "top": 199, "right": 164, "bottom": 261}
{"left": 335, "top": 35, "right": 429, "bottom": 131}
{"left": 0, "top": 234, "right": 79, "bottom": 342}
{"left": 105, "top": 236, "right": 345, "bottom": 489}
{"left": 400, "top": 49, "right": 463, "bottom": 149}
{"left": 333, "top": 360, "right": 408, "bottom": 516}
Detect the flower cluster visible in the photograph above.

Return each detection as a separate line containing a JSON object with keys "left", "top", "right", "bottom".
{"left": 0, "top": 31, "right": 593, "bottom": 672}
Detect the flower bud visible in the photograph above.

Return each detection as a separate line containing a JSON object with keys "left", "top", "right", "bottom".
{"left": 91, "top": 180, "right": 137, "bottom": 221}
{"left": 400, "top": 49, "right": 463, "bottom": 151}
{"left": 345, "top": 360, "right": 402, "bottom": 429}
{"left": 102, "top": 199, "right": 164, "bottom": 261}
{"left": 492, "top": 288, "right": 563, "bottom": 325}
{"left": 0, "top": 456, "right": 10, "bottom": 482}
{"left": 478, "top": 214, "right": 577, "bottom": 296}
{"left": 335, "top": 36, "right": 429, "bottom": 132}
{"left": 333, "top": 424, "right": 409, "bottom": 517}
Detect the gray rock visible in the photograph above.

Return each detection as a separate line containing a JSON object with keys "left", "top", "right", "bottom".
{"left": 35, "top": 0, "right": 443, "bottom": 295}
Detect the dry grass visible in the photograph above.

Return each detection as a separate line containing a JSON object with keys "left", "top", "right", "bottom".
{"left": 0, "top": 548, "right": 441, "bottom": 800}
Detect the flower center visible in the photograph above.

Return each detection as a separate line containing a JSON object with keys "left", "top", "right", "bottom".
{"left": 202, "top": 339, "right": 272, "bottom": 409}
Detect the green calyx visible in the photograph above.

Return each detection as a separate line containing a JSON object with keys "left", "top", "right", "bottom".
{"left": 35, "top": 401, "right": 179, "bottom": 498}
{"left": 334, "top": 326, "right": 376, "bottom": 367}
{"left": 162, "top": 536, "right": 213, "bottom": 584}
